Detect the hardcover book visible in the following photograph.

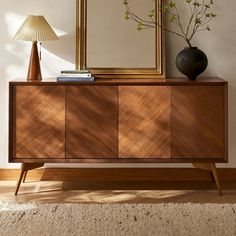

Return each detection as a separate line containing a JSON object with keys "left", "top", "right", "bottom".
{"left": 60, "top": 73, "right": 92, "bottom": 78}
{"left": 57, "top": 77, "right": 95, "bottom": 82}
{"left": 60, "top": 70, "right": 90, "bottom": 74}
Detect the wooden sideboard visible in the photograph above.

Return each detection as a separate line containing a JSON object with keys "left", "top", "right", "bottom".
{"left": 9, "top": 77, "right": 228, "bottom": 195}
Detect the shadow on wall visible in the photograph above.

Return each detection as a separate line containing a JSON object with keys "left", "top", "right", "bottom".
{"left": 2, "top": 0, "right": 236, "bottom": 168}
{"left": 0, "top": 0, "right": 76, "bottom": 168}
{"left": 2, "top": 0, "right": 76, "bottom": 79}
{"left": 43, "top": 34, "right": 76, "bottom": 65}
{"left": 202, "top": 0, "right": 236, "bottom": 167}
{"left": 166, "top": 0, "right": 236, "bottom": 167}
{"left": 166, "top": 0, "right": 236, "bottom": 79}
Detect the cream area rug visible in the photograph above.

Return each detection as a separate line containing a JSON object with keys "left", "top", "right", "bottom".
{"left": 0, "top": 202, "right": 236, "bottom": 236}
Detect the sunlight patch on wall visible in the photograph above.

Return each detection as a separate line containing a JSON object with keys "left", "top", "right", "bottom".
{"left": 53, "top": 28, "right": 68, "bottom": 37}
{"left": 5, "top": 42, "right": 29, "bottom": 78}
{"left": 4, "top": 13, "right": 26, "bottom": 38}
{"left": 40, "top": 47, "right": 75, "bottom": 77}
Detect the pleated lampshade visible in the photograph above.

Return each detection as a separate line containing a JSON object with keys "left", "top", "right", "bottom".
{"left": 13, "top": 15, "right": 58, "bottom": 42}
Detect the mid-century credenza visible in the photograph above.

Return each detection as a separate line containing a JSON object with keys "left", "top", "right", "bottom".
{"left": 9, "top": 77, "right": 228, "bottom": 195}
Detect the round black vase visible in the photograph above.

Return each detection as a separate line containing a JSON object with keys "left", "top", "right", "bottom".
{"left": 175, "top": 47, "right": 208, "bottom": 80}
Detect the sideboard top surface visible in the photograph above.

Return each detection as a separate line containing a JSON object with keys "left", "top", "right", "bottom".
{"left": 10, "top": 77, "right": 227, "bottom": 86}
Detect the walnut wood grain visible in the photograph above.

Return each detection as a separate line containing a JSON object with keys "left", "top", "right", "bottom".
{"left": 172, "top": 86, "right": 225, "bottom": 158}
{"left": 14, "top": 86, "right": 65, "bottom": 159}
{"left": 119, "top": 86, "right": 171, "bottom": 158}
{"left": 11, "top": 158, "right": 227, "bottom": 164}
{"left": 9, "top": 79, "right": 228, "bottom": 164}
{"left": 10, "top": 77, "right": 227, "bottom": 85}
{"left": 66, "top": 86, "right": 118, "bottom": 158}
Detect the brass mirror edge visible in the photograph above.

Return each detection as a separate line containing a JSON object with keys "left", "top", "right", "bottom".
{"left": 76, "top": 0, "right": 86, "bottom": 70}
{"left": 76, "top": 0, "right": 166, "bottom": 79}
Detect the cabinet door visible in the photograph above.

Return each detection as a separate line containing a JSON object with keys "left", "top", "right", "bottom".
{"left": 14, "top": 86, "right": 65, "bottom": 159}
{"left": 119, "top": 86, "right": 171, "bottom": 158}
{"left": 66, "top": 86, "right": 118, "bottom": 158}
{"left": 172, "top": 86, "right": 225, "bottom": 158}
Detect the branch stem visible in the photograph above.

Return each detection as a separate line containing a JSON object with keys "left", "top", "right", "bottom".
{"left": 123, "top": 0, "right": 215, "bottom": 47}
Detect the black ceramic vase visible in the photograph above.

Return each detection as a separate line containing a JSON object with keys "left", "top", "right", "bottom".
{"left": 175, "top": 47, "right": 208, "bottom": 80}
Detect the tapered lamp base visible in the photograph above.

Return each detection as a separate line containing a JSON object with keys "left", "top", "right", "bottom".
{"left": 27, "top": 41, "right": 42, "bottom": 81}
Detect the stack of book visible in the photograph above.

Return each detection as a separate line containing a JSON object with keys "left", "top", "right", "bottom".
{"left": 57, "top": 70, "right": 94, "bottom": 82}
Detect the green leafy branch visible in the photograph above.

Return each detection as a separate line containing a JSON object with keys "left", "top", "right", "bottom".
{"left": 123, "top": 0, "right": 216, "bottom": 47}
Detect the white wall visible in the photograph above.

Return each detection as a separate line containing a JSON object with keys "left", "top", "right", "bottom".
{"left": 0, "top": 0, "right": 236, "bottom": 168}
{"left": 0, "top": 0, "right": 76, "bottom": 168}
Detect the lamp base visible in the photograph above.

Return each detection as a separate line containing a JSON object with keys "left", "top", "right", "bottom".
{"left": 27, "top": 41, "right": 42, "bottom": 81}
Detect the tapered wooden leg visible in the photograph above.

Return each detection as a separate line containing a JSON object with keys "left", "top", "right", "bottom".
{"left": 209, "top": 172, "right": 215, "bottom": 183}
{"left": 192, "top": 163, "right": 222, "bottom": 196}
{"left": 15, "top": 163, "right": 27, "bottom": 195}
{"left": 210, "top": 163, "right": 222, "bottom": 196}
{"left": 15, "top": 163, "right": 44, "bottom": 195}
{"left": 22, "top": 170, "right": 28, "bottom": 183}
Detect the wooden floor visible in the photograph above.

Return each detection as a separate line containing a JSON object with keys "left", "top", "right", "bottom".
{"left": 1, "top": 180, "right": 236, "bottom": 203}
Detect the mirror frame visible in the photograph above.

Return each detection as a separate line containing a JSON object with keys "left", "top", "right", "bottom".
{"left": 76, "top": 0, "right": 166, "bottom": 79}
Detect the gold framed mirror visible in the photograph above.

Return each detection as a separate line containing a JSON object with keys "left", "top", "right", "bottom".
{"left": 76, "top": 0, "right": 165, "bottom": 79}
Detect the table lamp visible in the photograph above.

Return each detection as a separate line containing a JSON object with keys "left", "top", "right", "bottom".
{"left": 13, "top": 15, "right": 58, "bottom": 81}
